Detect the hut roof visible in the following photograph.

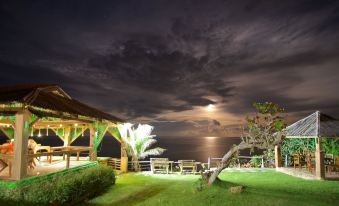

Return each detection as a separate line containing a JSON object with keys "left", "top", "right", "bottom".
{"left": 0, "top": 84, "right": 123, "bottom": 123}
{"left": 285, "top": 111, "right": 339, "bottom": 138}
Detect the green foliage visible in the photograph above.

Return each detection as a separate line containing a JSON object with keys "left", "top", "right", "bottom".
{"left": 253, "top": 102, "right": 284, "bottom": 115}
{"left": 250, "top": 155, "right": 262, "bottom": 167}
{"left": 322, "top": 138, "right": 339, "bottom": 156}
{"left": 0, "top": 165, "right": 115, "bottom": 205}
{"left": 263, "top": 149, "right": 275, "bottom": 167}
{"left": 118, "top": 123, "right": 165, "bottom": 160}
{"left": 281, "top": 138, "right": 315, "bottom": 156}
{"left": 118, "top": 123, "right": 165, "bottom": 171}
{"left": 242, "top": 102, "right": 286, "bottom": 150}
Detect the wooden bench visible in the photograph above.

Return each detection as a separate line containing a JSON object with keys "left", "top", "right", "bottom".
{"left": 150, "top": 158, "right": 170, "bottom": 174}
{"left": 178, "top": 160, "right": 197, "bottom": 174}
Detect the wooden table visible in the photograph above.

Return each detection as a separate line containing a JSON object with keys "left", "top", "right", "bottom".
{"left": 49, "top": 146, "right": 92, "bottom": 166}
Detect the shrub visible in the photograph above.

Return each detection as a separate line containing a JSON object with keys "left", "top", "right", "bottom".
{"left": 250, "top": 156, "right": 262, "bottom": 168}
{"left": 263, "top": 149, "right": 275, "bottom": 167}
{"left": 0, "top": 165, "right": 115, "bottom": 205}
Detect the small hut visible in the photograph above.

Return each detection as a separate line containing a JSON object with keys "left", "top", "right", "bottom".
{"left": 0, "top": 84, "right": 127, "bottom": 180}
{"left": 275, "top": 111, "right": 339, "bottom": 179}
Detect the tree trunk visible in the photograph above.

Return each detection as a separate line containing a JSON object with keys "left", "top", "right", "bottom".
{"left": 132, "top": 156, "right": 140, "bottom": 172}
{"left": 208, "top": 138, "right": 284, "bottom": 185}
{"left": 208, "top": 142, "right": 251, "bottom": 185}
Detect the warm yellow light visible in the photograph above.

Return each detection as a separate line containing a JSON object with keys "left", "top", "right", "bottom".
{"left": 74, "top": 123, "right": 78, "bottom": 127}
{"left": 206, "top": 104, "right": 215, "bottom": 112}
{"left": 59, "top": 124, "right": 62, "bottom": 127}
{"left": 205, "top": 136, "right": 218, "bottom": 140}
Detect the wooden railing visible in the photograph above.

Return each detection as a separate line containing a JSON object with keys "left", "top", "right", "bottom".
{"left": 109, "top": 158, "right": 121, "bottom": 170}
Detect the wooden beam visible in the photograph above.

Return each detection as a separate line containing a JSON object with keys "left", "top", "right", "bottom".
{"left": 106, "top": 129, "right": 122, "bottom": 143}
{"left": 63, "top": 127, "right": 71, "bottom": 146}
{"left": 0, "top": 127, "right": 12, "bottom": 139}
{"left": 274, "top": 145, "right": 281, "bottom": 168}
{"left": 70, "top": 129, "right": 87, "bottom": 144}
{"left": 120, "top": 141, "right": 128, "bottom": 173}
{"left": 28, "top": 118, "right": 40, "bottom": 128}
{"left": 89, "top": 127, "right": 96, "bottom": 161}
{"left": 32, "top": 120, "right": 90, "bottom": 128}
{"left": 315, "top": 137, "right": 325, "bottom": 179}
{"left": 0, "top": 119, "right": 15, "bottom": 126}
{"left": 50, "top": 128, "right": 65, "bottom": 142}
{"left": 13, "top": 109, "right": 30, "bottom": 180}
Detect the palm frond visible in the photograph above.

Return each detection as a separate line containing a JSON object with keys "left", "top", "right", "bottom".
{"left": 139, "top": 147, "right": 166, "bottom": 159}
{"left": 117, "top": 123, "right": 165, "bottom": 160}
{"left": 140, "top": 139, "right": 157, "bottom": 153}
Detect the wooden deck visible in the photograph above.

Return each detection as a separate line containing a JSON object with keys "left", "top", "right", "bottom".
{"left": 0, "top": 156, "right": 92, "bottom": 181}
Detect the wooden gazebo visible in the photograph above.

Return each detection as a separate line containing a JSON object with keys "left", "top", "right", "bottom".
{"left": 0, "top": 84, "right": 127, "bottom": 180}
{"left": 275, "top": 111, "right": 339, "bottom": 179}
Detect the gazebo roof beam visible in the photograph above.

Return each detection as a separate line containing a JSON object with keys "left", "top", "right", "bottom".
{"left": 33, "top": 120, "right": 91, "bottom": 127}
{"left": 0, "top": 119, "right": 14, "bottom": 126}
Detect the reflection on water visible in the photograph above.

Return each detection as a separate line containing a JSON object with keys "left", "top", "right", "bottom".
{"left": 0, "top": 135, "right": 242, "bottom": 163}
{"left": 154, "top": 136, "right": 241, "bottom": 162}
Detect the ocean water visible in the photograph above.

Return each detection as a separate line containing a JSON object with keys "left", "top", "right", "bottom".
{"left": 0, "top": 135, "right": 241, "bottom": 162}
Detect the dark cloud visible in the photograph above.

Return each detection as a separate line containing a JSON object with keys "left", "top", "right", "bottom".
{"left": 1, "top": 0, "right": 339, "bottom": 136}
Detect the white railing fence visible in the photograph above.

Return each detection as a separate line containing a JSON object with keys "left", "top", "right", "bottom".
{"left": 104, "top": 155, "right": 268, "bottom": 172}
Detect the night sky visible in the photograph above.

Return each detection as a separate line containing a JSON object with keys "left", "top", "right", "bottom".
{"left": 1, "top": 1, "right": 339, "bottom": 137}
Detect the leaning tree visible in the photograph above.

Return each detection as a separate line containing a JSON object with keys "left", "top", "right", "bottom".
{"left": 208, "top": 102, "right": 286, "bottom": 185}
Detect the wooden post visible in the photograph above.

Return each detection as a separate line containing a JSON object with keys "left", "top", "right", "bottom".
{"left": 63, "top": 127, "right": 71, "bottom": 162}
{"left": 120, "top": 141, "right": 128, "bottom": 173}
{"left": 66, "top": 152, "right": 70, "bottom": 169}
{"left": 13, "top": 110, "right": 30, "bottom": 180}
{"left": 274, "top": 145, "right": 281, "bottom": 168}
{"left": 261, "top": 157, "right": 264, "bottom": 168}
{"left": 63, "top": 127, "right": 71, "bottom": 147}
{"left": 207, "top": 157, "right": 211, "bottom": 170}
{"left": 89, "top": 127, "right": 97, "bottom": 161}
{"left": 315, "top": 137, "right": 325, "bottom": 179}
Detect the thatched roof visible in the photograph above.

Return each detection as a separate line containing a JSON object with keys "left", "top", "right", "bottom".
{"left": 0, "top": 84, "right": 123, "bottom": 123}
{"left": 285, "top": 111, "right": 339, "bottom": 138}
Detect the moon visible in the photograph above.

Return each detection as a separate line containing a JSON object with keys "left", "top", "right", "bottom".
{"left": 206, "top": 104, "right": 215, "bottom": 112}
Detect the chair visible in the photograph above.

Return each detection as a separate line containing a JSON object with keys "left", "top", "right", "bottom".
{"left": 150, "top": 158, "right": 170, "bottom": 174}
{"left": 293, "top": 154, "right": 301, "bottom": 170}
{"left": 305, "top": 152, "right": 315, "bottom": 173}
{"left": 324, "top": 157, "right": 335, "bottom": 174}
{"left": 178, "top": 160, "right": 197, "bottom": 174}
{"left": 27, "top": 148, "right": 36, "bottom": 170}
{"left": 0, "top": 142, "right": 13, "bottom": 176}
{"left": 28, "top": 139, "right": 51, "bottom": 162}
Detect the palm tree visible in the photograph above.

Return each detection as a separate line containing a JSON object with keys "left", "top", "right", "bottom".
{"left": 117, "top": 123, "right": 165, "bottom": 171}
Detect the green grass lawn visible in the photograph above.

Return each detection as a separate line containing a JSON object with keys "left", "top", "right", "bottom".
{"left": 84, "top": 170, "right": 339, "bottom": 206}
